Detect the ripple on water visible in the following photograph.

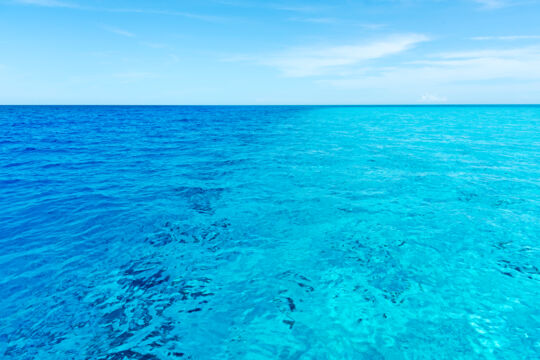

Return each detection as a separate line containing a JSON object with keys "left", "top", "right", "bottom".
{"left": 0, "top": 106, "right": 539, "bottom": 359}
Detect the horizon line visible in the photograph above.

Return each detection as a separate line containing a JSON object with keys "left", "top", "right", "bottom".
{"left": 1, "top": 104, "right": 540, "bottom": 107}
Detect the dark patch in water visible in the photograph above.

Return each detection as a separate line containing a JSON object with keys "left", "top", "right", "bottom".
{"left": 286, "top": 297, "right": 296, "bottom": 311}
{"left": 283, "top": 319, "right": 295, "bottom": 329}
{"left": 101, "top": 349, "right": 160, "bottom": 360}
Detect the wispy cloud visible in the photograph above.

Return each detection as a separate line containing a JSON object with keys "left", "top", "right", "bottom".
{"left": 288, "top": 17, "right": 337, "bottom": 24}
{"left": 473, "top": 0, "right": 508, "bottom": 9}
{"left": 428, "top": 46, "right": 540, "bottom": 60}
{"left": 245, "top": 34, "right": 429, "bottom": 77}
{"left": 101, "top": 25, "right": 135, "bottom": 38}
{"left": 12, "top": 1, "right": 226, "bottom": 22}
{"left": 471, "top": 0, "right": 536, "bottom": 9}
{"left": 214, "top": 0, "right": 330, "bottom": 13}
{"left": 359, "top": 23, "right": 388, "bottom": 30}
{"left": 14, "top": 0, "right": 79, "bottom": 8}
{"left": 287, "top": 18, "right": 387, "bottom": 30}
{"left": 141, "top": 42, "right": 169, "bottom": 49}
{"left": 104, "top": 8, "right": 226, "bottom": 22}
{"left": 471, "top": 35, "right": 540, "bottom": 40}
{"left": 271, "top": 4, "right": 330, "bottom": 13}
{"left": 320, "top": 46, "right": 540, "bottom": 100}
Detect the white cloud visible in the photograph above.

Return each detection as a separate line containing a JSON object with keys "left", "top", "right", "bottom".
{"left": 14, "top": 0, "right": 78, "bottom": 8}
{"left": 101, "top": 25, "right": 135, "bottom": 38}
{"left": 473, "top": 0, "right": 508, "bottom": 9}
{"left": 256, "top": 34, "right": 429, "bottom": 77}
{"left": 471, "top": 35, "right": 540, "bottom": 40}
{"left": 427, "top": 46, "right": 540, "bottom": 61}
{"left": 471, "top": 0, "right": 536, "bottom": 9}
{"left": 105, "top": 8, "right": 226, "bottom": 22}
{"left": 319, "top": 46, "right": 540, "bottom": 102}
{"left": 13, "top": 1, "right": 225, "bottom": 22}
{"left": 420, "top": 93, "right": 447, "bottom": 103}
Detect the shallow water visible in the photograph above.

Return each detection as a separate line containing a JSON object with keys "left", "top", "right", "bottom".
{"left": 0, "top": 106, "right": 539, "bottom": 359}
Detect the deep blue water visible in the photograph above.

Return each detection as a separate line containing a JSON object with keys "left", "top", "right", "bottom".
{"left": 0, "top": 106, "right": 539, "bottom": 359}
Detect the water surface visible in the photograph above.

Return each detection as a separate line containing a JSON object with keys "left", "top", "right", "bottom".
{"left": 0, "top": 106, "right": 539, "bottom": 359}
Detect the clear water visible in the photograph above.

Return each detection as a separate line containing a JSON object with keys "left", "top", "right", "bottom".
{"left": 0, "top": 106, "right": 539, "bottom": 359}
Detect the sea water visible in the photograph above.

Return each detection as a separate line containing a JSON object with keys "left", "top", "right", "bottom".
{"left": 0, "top": 106, "right": 539, "bottom": 359}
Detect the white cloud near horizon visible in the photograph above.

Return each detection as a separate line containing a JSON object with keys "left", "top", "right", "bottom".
{"left": 319, "top": 45, "right": 540, "bottom": 103}
{"left": 420, "top": 93, "right": 448, "bottom": 103}
{"left": 251, "top": 34, "right": 429, "bottom": 77}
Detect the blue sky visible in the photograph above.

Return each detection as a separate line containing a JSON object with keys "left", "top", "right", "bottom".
{"left": 1, "top": 0, "right": 540, "bottom": 104}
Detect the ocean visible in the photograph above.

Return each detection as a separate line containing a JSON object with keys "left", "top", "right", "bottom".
{"left": 0, "top": 106, "right": 539, "bottom": 359}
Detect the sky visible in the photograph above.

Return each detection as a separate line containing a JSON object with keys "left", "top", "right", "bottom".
{"left": 1, "top": 0, "right": 540, "bottom": 104}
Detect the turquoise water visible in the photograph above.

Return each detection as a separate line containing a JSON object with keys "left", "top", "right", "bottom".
{"left": 0, "top": 106, "right": 539, "bottom": 359}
